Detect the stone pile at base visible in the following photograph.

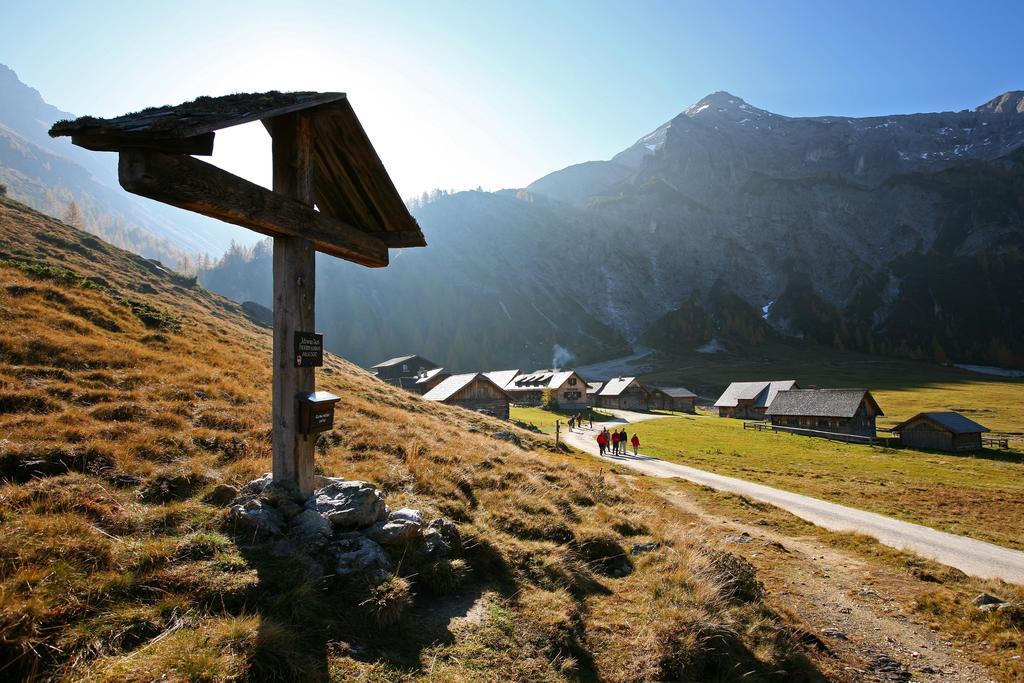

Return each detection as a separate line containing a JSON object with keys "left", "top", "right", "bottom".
{"left": 225, "top": 473, "right": 461, "bottom": 586}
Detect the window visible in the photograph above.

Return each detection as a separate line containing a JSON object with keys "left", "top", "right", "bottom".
{"left": 402, "top": 364, "right": 409, "bottom": 372}
{"left": 568, "top": 377, "right": 577, "bottom": 386}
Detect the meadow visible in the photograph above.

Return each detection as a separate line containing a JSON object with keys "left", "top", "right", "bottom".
{"left": 513, "top": 404, "right": 1024, "bottom": 551}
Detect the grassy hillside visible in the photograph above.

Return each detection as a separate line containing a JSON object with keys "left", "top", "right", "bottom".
{"left": 0, "top": 196, "right": 823, "bottom": 681}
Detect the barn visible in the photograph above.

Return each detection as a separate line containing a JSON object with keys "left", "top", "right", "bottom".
{"left": 765, "top": 388, "right": 883, "bottom": 439}
{"left": 421, "top": 373, "right": 512, "bottom": 419}
{"left": 714, "top": 380, "right": 797, "bottom": 419}
{"left": 648, "top": 387, "right": 697, "bottom": 413}
{"left": 372, "top": 354, "right": 440, "bottom": 387}
{"left": 594, "top": 377, "right": 649, "bottom": 411}
{"left": 892, "top": 412, "right": 990, "bottom": 452}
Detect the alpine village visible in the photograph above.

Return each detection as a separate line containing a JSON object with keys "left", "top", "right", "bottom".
{"left": 1, "top": 5, "right": 1024, "bottom": 683}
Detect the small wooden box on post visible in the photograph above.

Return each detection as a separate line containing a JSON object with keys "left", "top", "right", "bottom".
{"left": 50, "top": 92, "right": 426, "bottom": 497}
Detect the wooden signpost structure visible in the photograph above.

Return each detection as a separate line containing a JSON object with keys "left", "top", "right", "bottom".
{"left": 51, "top": 92, "right": 426, "bottom": 496}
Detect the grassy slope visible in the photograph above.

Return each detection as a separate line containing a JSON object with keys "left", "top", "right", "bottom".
{"left": 0, "top": 197, "right": 823, "bottom": 681}
{"left": 512, "top": 404, "right": 1024, "bottom": 551}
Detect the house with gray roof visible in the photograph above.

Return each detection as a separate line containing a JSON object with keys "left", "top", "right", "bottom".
{"left": 765, "top": 388, "right": 883, "bottom": 439}
{"left": 892, "top": 411, "right": 990, "bottom": 452}
{"left": 714, "top": 380, "right": 797, "bottom": 419}
{"left": 648, "top": 386, "right": 697, "bottom": 413}
{"left": 593, "top": 377, "right": 649, "bottom": 411}
{"left": 371, "top": 354, "right": 439, "bottom": 387}
{"left": 422, "top": 373, "right": 512, "bottom": 419}
{"left": 501, "top": 369, "right": 589, "bottom": 409}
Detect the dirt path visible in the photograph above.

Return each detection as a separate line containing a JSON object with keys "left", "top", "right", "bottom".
{"left": 655, "top": 485, "right": 996, "bottom": 682}
{"left": 563, "top": 421, "right": 1024, "bottom": 584}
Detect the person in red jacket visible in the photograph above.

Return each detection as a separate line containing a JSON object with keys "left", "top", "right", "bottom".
{"left": 596, "top": 429, "right": 608, "bottom": 455}
{"left": 630, "top": 432, "right": 640, "bottom": 456}
{"left": 610, "top": 429, "right": 620, "bottom": 454}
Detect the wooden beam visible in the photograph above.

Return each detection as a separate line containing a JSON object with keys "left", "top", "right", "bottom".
{"left": 71, "top": 131, "right": 215, "bottom": 156}
{"left": 117, "top": 149, "right": 388, "bottom": 267}
{"left": 268, "top": 111, "right": 317, "bottom": 498}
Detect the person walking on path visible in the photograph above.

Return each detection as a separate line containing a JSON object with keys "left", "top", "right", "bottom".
{"left": 611, "top": 429, "right": 620, "bottom": 455}
{"left": 568, "top": 415, "right": 575, "bottom": 432}
{"left": 630, "top": 432, "right": 640, "bottom": 456}
{"left": 620, "top": 428, "right": 629, "bottom": 453}
{"left": 596, "top": 429, "right": 608, "bottom": 455}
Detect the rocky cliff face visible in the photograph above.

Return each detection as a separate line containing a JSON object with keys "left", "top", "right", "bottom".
{"left": 203, "top": 91, "right": 1024, "bottom": 369}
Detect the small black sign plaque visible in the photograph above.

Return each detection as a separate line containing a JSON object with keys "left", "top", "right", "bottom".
{"left": 294, "top": 331, "right": 323, "bottom": 367}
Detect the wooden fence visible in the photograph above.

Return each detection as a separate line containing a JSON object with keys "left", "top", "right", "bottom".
{"left": 743, "top": 421, "right": 895, "bottom": 446}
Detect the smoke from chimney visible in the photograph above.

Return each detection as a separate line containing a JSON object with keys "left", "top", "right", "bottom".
{"left": 551, "top": 344, "right": 574, "bottom": 370}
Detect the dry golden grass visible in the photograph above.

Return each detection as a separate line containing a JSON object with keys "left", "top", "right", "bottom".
{"left": 0, "top": 196, "right": 825, "bottom": 680}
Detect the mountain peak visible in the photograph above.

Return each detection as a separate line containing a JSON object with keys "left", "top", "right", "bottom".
{"left": 682, "top": 91, "right": 769, "bottom": 120}
{"left": 976, "top": 90, "right": 1024, "bottom": 114}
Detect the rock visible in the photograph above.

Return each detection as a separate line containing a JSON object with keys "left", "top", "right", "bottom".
{"left": 724, "top": 532, "right": 753, "bottom": 544}
{"left": 261, "top": 479, "right": 303, "bottom": 506}
{"left": 227, "top": 498, "right": 285, "bottom": 538}
{"left": 366, "top": 518, "right": 422, "bottom": 546}
{"left": 313, "top": 475, "right": 346, "bottom": 490}
{"left": 630, "top": 542, "right": 660, "bottom": 556}
{"left": 973, "top": 592, "right": 1005, "bottom": 607}
{"left": 309, "top": 480, "right": 389, "bottom": 529}
{"left": 204, "top": 483, "right": 238, "bottom": 506}
{"left": 288, "top": 508, "right": 332, "bottom": 551}
{"left": 822, "top": 628, "right": 848, "bottom": 640}
{"left": 138, "top": 472, "right": 206, "bottom": 503}
{"left": 421, "top": 529, "right": 450, "bottom": 559}
{"left": 241, "top": 472, "right": 274, "bottom": 495}
{"left": 389, "top": 507, "right": 423, "bottom": 525}
{"left": 428, "top": 518, "right": 462, "bottom": 551}
{"left": 332, "top": 533, "right": 392, "bottom": 579}
{"left": 276, "top": 499, "right": 303, "bottom": 520}
{"left": 491, "top": 431, "right": 523, "bottom": 448}
{"left": 866, "top": 654, "right": 910, "bottom": 682}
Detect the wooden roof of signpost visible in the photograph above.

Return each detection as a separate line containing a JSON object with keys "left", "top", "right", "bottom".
{"left": 49, "top": 91, "right": 425, "bottom": 266}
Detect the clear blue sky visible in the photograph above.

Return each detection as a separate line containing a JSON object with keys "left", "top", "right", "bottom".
{"left": 3, "top": 0, "right": 1022, "bottom": 196}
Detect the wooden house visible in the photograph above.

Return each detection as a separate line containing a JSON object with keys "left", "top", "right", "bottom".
{"left": 594, "top": 377, "right": 649, "bottom": 410}
{"left": 765, "top": 388, "right": 883, "bottom": 439}
{"left": 501, "top": 370, "right": 590, "bottom": 409}
{"left": 892, "top": 412, "right": 990, "bottom": 452}
{"left": 648, "top": 387, "right": 697, "bottom": 413}
{"left": 421, "top": 373, "right": 512, "bottom": 419}
{"left": 372, "top": 354, "right": 439, "bottom": 386}
{"left": 413, "top": 367, "right": 451, "bottom": 395}
{"left": 714, "top": 380, "right": 797, "bottom": 419}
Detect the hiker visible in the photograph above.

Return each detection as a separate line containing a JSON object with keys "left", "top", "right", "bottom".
{"left": 568, "top": 415, "right": 575, "bottom": 431}
{"left": 631, "top": 432, "right": 640, "bottom": 456}
{"left": 620, "top": 428, "right": 629, "bottom": 452}
{"left": 596, "top": 429, "right": 608, "bottom": 455}
{"left": 611, "top": 429, "right": 620, "bottom": 454}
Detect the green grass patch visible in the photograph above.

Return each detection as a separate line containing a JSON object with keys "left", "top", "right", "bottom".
{"left": 630, "top": 413, "right": 1024, "bottom": 550}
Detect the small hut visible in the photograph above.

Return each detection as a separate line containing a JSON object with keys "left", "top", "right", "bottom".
{"left": 648, "top": 387, "right": 697, "bottom": 413}
{"left": 422, "top": 373, "right": 512, "bottom": 419}
{"left": 372, "top": 354, "right": 440, "bottom": 384}
{"left": 892, "top": 412, "right": 990, "bottom": 452}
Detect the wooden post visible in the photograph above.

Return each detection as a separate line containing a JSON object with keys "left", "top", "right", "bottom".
{"left": 269, "top": 113, "right": 317, "bottom": 497}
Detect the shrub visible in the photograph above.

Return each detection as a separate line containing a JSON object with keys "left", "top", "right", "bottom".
{"left": 540, "top": 388, "right": 559, "bottom": 410}
{"left": 361, "top": 575, "right": 412, "bottom": 628}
